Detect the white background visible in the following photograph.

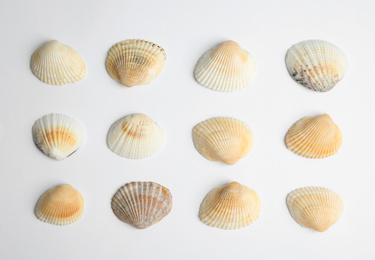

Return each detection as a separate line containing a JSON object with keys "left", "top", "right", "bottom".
{"left": 1, "top": 0, "right": 374, "bottom": 259}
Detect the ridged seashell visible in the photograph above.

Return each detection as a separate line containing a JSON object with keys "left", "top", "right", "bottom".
{"left": 35, "top": 184, "right": 84, "bottom": 225}
{"left": 32, "top": 113, "right": 86, "bottom": 160}
{"left": 285, "top": 114, "right": 342, "bottom": 159}
{"left": 106, "top": 39, "right": 166, "bottom": 87}
{"left": 111, "top": 182, "right": 172, "bottom": 229}
{"left": 192, "top": 117, "right": 253, "bottom": 165}
{"left": 199, "top": 182, "right": 260, "bottom": 230}
{"left": 30, "top": 40, "right": 86, "bottom": 85}
{"left": 107, "top": 113, "right": 165, "bottom": 159}
{"left": 287, "top": 187, "right": 344, "bottom": 232}
{"left": 194, "top": 40, "right": 256, "bottom": 92}
{"left": 285, "top": 40, "right": 348, "bottom": 92}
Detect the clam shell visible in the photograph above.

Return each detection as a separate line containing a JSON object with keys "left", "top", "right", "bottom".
{"left": 194, "top": 40, "right": 256, "bottom": 92}
{"left": 106, "top": 39, "right": 166, "bottom": 87}
{"left": 35, "top": 184, "right": 84, "bottom": 225}
{"left": 32, "top": 113, "right": 86, "bottom": 160}
{"left": 192, "top": 117, "right": 253, "bottom": 165}
{"left": 199, "top": 182, "right": 260, "bottom": 230}
{"left": 285, "top": 114, "right": 342, "bottom": 159}
{"left": 285, "top": 39, "right": 348, "bottom": 92}
{"left": 287, "top": 187, "right": 344, "bottom": 232}
{"left": 107, "top": 113, "right": 165, "bottom": 159}
{"left": 111, "top": 182, "right": 172, "bottom": 229}
{"left": 30, "top": 40, "right": 86, "bottom": 85}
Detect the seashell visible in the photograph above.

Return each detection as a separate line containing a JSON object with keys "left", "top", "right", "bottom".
{"left": 32, "top": 113, "right": 86, "bottom": 160}
{"left": 30, "top": 40, "right": 86, "bottom": 85}
{"left": 286, "top": 187, "right": 344, "bottom": 232}
{"left": 199, "top": 182, "right": 260, "bottom": 230}
{"left": 111, "top": 182, "right": 172, "bottom": 229}
{"left": 35, "top": 184, "right": 84, "bottom": 225}
{"left": 106, "top": 39, "right": 166, "bottom": 87}
{"left": 192, "top": 117, "right": 253, "bottom": 165}
{"left": 107, "top": 113, "right": 165, "bottom": 159}
{"left": 285, "top": 39, "right": 348, "bottom": 92}
{"left": 194, "top": 40, "right": 256, "bottom": 92}
{"left": 285, "top": 114, "right": 342, "bottom": 159}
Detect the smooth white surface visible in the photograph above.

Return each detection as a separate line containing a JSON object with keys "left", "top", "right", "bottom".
{"left": 1, "top": 0, "right": 374, "bottom": 259}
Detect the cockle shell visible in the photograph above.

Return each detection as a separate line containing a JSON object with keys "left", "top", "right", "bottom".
{"left": 286, "top": 187, "right": 344, "bottom": 232}
{"left": 32, "top": 113, "right": 86, "bottom": 160}
{"left": 35, "top": 184, "right": 84, "bottom": 225}
{"left": 285, "top": 40, "right": 348, "bottom": 92}
{"left": 199, "top": 182, "right": 260, "bottom": 230}
{"left": 106, "top": 39, "right": 166, "bottom": 87}
{"left": 194, "top": 40, "right": 256, "bottom": 92}
{"left": 107, "top": 113, "right": 165, "bottom": 159}
{"left": 30, "top": 40, "right": 86, "bottom": 85}
{"left": 285, "top": 114, "right": 342, "bottom": 159}
{"left": 192, "top": 117, "right": 253, "bottom": 165}
{"left": 111, "top": 182, "right": 172, "bottom": 229}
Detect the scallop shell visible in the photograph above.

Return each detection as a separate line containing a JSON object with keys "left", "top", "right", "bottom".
{"left": 287, "top": 187, "right": 344, "bottom": 232}
{"left": 111, "top": 182, "right": 172, "bottom": 229}
{"left": 199, "top": 182, "right": 260, "bottom": 230}
{"left": 30, "top": 40, "right": 86, "bottom": 85}
{"left": 107, "top": 113, "right": 165, "bottom": 159}
{"left": 194, "top": 40, "right": 256, "bottom": 92}
{"left": 285, "top": 40, "right": 348, "bottom": 92}
{"left": 192, "top": 117, "right": 253, "bottom": 165}
{"left": 106, "top": 39, "right": 166, "bottom": 87}
{"left": 285, "top": 114, "right": 342, "bottom": 159}
{"left": 32, "top": 113, "right": 86, "bottom": 160}
{"left": 35, "top": 184, "right": 84, "bottom": 225}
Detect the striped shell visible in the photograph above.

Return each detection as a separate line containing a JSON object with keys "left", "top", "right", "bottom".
{"left": 199, "top": 182, "right": 260, "bottom": 230}
{"left": 111, "top": 182, "right": 172, "bottom": 229}
{"left": 30, "top": 40, "right": 86, "bottom": 85}
{"left": 285, "top": 114, "right": 342, "bottom": 159}
{"left": 32, "top": 113, "right": 86, "bottom": 160}
{"left": 192, "top": 117, "right": 253, "bottom": 165}
{"left": 35, "top": 184, "right": 84, "bottom": 225}
{"left": 106, "top": 39, "right": 166, "bottom": 87}
{"left": 194, "top": 40, "right": 256, "bottom": 92}
{"left": 287, "top": 187, "right": 344, "bottom": 232}
{"left": 286, "top": 39, "right": 348, "bottom": 92}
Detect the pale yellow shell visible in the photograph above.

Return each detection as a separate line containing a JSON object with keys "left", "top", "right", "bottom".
{"left": 199, "top": 182, "right": 260, "bottom": 230}
{"left": 287, "top": 187, "right": 344, "bottom": 232}
{"left": 285, "top": 114, "right": 342, "bottom": 159}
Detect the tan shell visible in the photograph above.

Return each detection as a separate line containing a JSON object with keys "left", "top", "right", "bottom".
{"left": 285, "top": 114, "right": 342, "bottom": 159}
{"left": 106, "top": 39, "right": 166, "bottom": 87}
{"left": 287, "top": 187, "right": 344, "bottom": 232}
{"left": 35, "top": 184, "right": 84, "bottom": 225}
{"left": 192, "top": 117, "right": 253, "bottom": 165}
{"left": 199, "top": 182, "right": 260, "bottom": 230}
{"left": 194, "top": 40, "right": 256, "bottom": 92}
{"left": 111, "top": 182, "right": 172, "bottom": 229}
{"left": 30, "top": 40, "right": 86, "bottom": 85}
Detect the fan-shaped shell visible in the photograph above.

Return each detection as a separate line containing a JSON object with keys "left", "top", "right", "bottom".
{"left": 30, "top": 40, "right": 86, "bottom": 85}
{"left": 194, "top": 40, "right": 256, "bottom": 92}
{"left": 192, "top": 117, "right": 253, "bottom": 165}
{"left": 32, "top": 113, "right": 86, "bottom": 160}
{"left": 199, "top": 182, "right": 260, "bottom": 230}
{"left": 35, "top": 184, "right": 84, "bottom": 225}
{"left": 285, "top": 39, "right": 348, "bottom": 92}
{"left": 111, "top": 182, "right": 172, "bottom": 229}
{"left": 106, "top": 39, "right": 166, "bottom": 87}
{"left": 285, "top": 114, "right": 342, "bottom": 159}
{"left": 287, "top": 187, "right": 344, "bottom": 232}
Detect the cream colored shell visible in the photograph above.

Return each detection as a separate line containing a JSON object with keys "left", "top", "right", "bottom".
{"left": 199, "top": 182, "right": 260, "bottom": 230}
{"left": 106, "top": 39, "right": 166, "bottom": 87}
{"left": 30, "top": 40, "right": 86, "bottom": 85}
{"left": 287, "top": 187, "right": 344, "bottom": 232}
